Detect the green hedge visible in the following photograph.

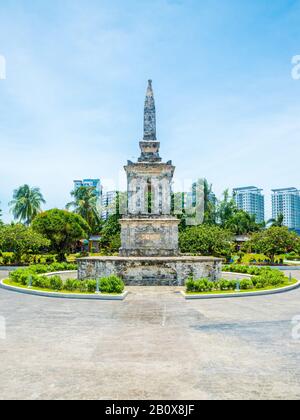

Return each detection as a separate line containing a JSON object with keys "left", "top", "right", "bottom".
{"left": 186, "top": 269, "right": 288, "bottom": 293}
{"left": 8, "top": 266, "right": 125, "bottom": 294}
{"left": 64, "top": 277, "right": 124, "bottom": 294}
{"left": 222, "top": 264, "right": 272, "bottom": 276}
{"left": 0, "top": 253, "right": 60, "bottom": 266}
{"left": 8, "top": 263, "right": 77, "bottom": 286}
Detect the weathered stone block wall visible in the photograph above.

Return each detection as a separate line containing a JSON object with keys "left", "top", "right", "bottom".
{"left": 78, "top": 257, "right": 222, "bottom": 286}
{"left": 120, "top": 217, "right": 180, "bottom": 257}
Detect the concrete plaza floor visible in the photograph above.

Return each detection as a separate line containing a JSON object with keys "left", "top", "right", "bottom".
{"left": 0, "top": 270, "right": 300, "bottom": 400}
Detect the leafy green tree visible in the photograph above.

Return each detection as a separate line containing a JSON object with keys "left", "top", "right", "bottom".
{"left": 225, "top": 210, "right": 262, "bottom": 235}
{"left": 217, "top": 189, "right": 238, "bottom": 227}
{"left": 66, "top": 186, "right": 102, "bottom": 234}
{"left": 9, "top": 185, "right": 46, "bottom": 226}
{"left": 0, "top": 224, "right": 50, "bottom": 264}
{"left": 100, "top": 214, "right": 121, "bottom": 253}
{"left": 0, "top": 204, "right": 3, "bottom": 226}
{"left": 32, "top": 209, "right": 90, "bottom": 261}
{"left": 179, "top": 225, "right": 233, "bottom": 257}
{"left": 243, "top": 227, "right": 299, "bottom": 263}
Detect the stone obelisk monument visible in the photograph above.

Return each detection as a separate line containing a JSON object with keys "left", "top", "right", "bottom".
{"left": 119, "top": 80, "right": 180, "bottom": 257}
{"left": 78, "top": 81, "right": 222, "bottom": 285}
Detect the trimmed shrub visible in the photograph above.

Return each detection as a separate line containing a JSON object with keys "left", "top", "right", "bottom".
{"left": 49, "top": 276, "right": 63, "bottom": 291}
{"left": 239, "top": 279, "right": 254, "bottom": 290}
{"left": 65, "top": 279, "right": 79, "bottom": 291}
{"left": 9, "top": 269, "right": 29, "bottom": 285}
{"left": 8, "top": 269, "right": 124, "bottom": 294}
{"left": 99, "top": 275, "right": 124, "bottom": 294}
{"left": 253, "top": 269, "right": 285, "bottom": 288}
{"left": 186, "top": 278, "right": 215, "bottom": 293}
{"left": 185, "top": 266, "right": 290, "bottom": 293}
{"left": 219, "top": 280, "right": 236, "bottom": 291}
{"left": 32, "top": 275, "right": 51, "bottom": 289}
{"left": 86, "top": 280, "right": 97, "bottom": 293}
{"left": 186, "top": 278, "right": 196, "bottom": 293}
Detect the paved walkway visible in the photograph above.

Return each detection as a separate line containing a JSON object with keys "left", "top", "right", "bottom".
{"left": 0, "top": 270, "right": 300, "bottom": 400}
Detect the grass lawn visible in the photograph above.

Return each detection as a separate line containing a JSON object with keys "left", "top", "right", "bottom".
{"left": 2, "top": 279, "right": 123, "bottom": 295}
{"left": 186, "top": 279, "right": 298, "bottom": 295}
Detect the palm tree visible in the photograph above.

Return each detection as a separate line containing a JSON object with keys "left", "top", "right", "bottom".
{"left": 267, "top": 213, "right": 284, "bottom": 227}
{"left": 9, "top": 185, "right": 46, "bottom": 226}
{"left": 217, "top": 189, "right": 238, "bottom": 227}
{"left": 203, "top": 179, "right": 217, "bottom": 224}
{"left": 225, "top": 210, "right": 262, "bottom": 235}
{"left": 66, "top": 186, "right": 102, "bottom": 233}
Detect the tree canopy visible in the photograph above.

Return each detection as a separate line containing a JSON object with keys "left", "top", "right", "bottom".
{"left": 32, "top": 209, "right": 90, "bottom": 261}
{"left": 0, "top": 224, "right": 50, "bottom": 263}
{"left": 99, "top": 214, "right": 121, "bottom": 253}
{"left": 179, "top": 225, "right": 233, "bottom": 257}
{"left": 224, "top": 210, "right": 262, "bottom": 235}
{"left": 243, "top": 227, "right": 300, "bottom": 262}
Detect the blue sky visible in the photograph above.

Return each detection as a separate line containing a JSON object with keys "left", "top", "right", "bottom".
{"left": 0, "top": 0, "right": 300, "bottom": 222}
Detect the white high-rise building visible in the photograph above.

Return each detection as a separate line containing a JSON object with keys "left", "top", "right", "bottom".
{"left": 272, "top": 188, "right": 300, "bottom": 230}
{"left": 73, "top": 179, "right": 102, "bottom": 198}
{"left": 101, "top": 191, "right": 117, "bottom": 220}
{"left": 233, "top": 186, "right": 265, "bottom": 223}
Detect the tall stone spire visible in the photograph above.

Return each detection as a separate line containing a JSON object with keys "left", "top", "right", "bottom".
{"left": 138, "top": 80, "right": 161, "bottom": 163}
{"left": 143, "top": 80, "right": 157, "bottom": 141}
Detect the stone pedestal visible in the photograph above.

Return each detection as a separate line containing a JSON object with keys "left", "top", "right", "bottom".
{"left": 119, "top": 216, "right": 180, "bottom": 257}
{"left": 78, "top": 256, "right": 223, "bottom": 286}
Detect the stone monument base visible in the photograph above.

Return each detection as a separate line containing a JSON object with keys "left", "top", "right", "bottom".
{"left": 77, "top": 256, "right": 222, "bottom": 286}
{"left": 120, "top": 216, "right": 180, "bottom": 257}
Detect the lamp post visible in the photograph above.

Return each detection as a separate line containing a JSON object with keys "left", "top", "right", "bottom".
{"left": 96, "top": 278, "right": 101, "bottom": 294}
{"left": 28, "top": 275, "right": 32, "bottom": 289}
{"left": 235, "top": 279, "right": 241, "bottom": 292}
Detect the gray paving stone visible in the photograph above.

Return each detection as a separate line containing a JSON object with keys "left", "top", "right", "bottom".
{"left": 0, "top": 270, "right": 300, "bottom": 400}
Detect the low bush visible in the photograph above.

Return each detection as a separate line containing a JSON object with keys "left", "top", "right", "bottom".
{"left": 223, "top": 265, "right": 272, "bottom": 276}
{"left": 49, "top": 275, "right": 63, "bottom": 291}
{"left": 31, "top": 275, "right": 51, "bottom": 289}
{"left": 239, "top": 279, "right": 254, "bottom": 290}
{"left": 186, "top": 278, "right": 216, "bottom": 293}
{"left": 99, "top": 275, "right": 124, "bottom": 294}
{"left": 186, "top": 267, "right": 290, "bottom": 294}
{"left": 86, "top": 280, "right": 97, "bottom": 293}
{"left": 219, "top": 280, "right": 237, "bottom": 291}
{"left": 65, "top": 279, "right": 79, "bottom": 291}
{"left": 9, "top": 263, "right": 77, "bottom": 284}
{"left": 8, "top": 269, "right": 124, "bottom": 294}
{"left": 27, "top": 262, "right": 77, "bottom": 275}
{"left": 252, "top": 269, "right": 285, "bottom": 289}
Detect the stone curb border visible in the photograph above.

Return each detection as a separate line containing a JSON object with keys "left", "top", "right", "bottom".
{"left": 43, "top": 270, "right": 77, "bottom": 277}
{"left": 182, "top": 280, "right": 300, "bottom": 300}
{"left": 221, "top": 272, "right": 252, "bottom": 279}
{"left": 0, "top": 279, "right": 128, "bottom": 301}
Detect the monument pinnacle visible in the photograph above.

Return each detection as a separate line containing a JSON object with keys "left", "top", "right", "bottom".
{"left": 143, "top": 79, "right": 156, "bottom": 141}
